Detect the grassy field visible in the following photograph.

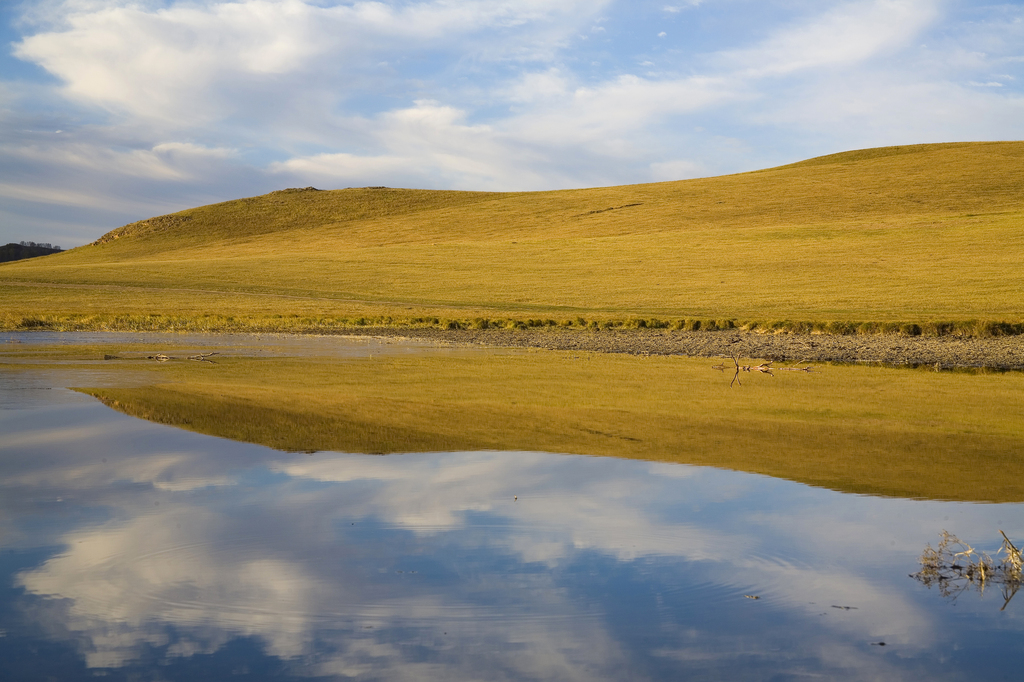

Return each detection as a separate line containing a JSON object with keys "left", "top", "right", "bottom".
{"left": 23, "top": 346, "right": 1017, "bottom": 503}
{"left": 2, "top": 141, "right": 1023, "bottom": 333}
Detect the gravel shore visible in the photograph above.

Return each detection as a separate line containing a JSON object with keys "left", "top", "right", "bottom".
{"left": 339, "top": 327, "right": 1024, "bottom": 370}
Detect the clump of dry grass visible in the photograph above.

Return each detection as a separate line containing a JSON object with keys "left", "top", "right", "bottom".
{"left": 913, "top": 530, "right": 1023, "bottom": 609}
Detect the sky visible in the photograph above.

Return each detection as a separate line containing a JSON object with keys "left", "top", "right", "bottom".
{"left": 1, "top": 0, "right": 1023, "bottom": 247}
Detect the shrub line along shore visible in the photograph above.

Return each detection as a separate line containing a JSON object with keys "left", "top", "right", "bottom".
{"left": 4, "top": 309, "right": 1022, "bottom": 338}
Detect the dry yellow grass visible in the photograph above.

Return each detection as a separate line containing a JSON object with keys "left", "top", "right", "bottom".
{"left": 3, "top": 141, "right": 1023, "bottom": 330}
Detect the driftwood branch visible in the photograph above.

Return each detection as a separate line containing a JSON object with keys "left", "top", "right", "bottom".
{"left": 709, "top": 356, "right": 774, "bottom": 387}
{"left": 144, "top": 352, "right": 219, "bottom": 363}
{"left": 712, "top": 356, "right": 815, "bottom": 386}
{"left": 187, "top": 352, "right": 219, "bottom": 364}
{"left": 777, "top": 359, "right": 815, "bottom": 373}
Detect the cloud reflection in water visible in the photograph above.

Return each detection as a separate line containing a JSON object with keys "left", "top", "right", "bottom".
{"left": 2, "top": 391, "right": 1023, "bottom": 681}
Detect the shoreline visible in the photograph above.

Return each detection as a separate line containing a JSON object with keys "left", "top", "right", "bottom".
{"left": 5, "top": 326, "right": 1024, "bottom": 370}
{"left": 337, "top": 327, "right": 1024, "bottom": 370}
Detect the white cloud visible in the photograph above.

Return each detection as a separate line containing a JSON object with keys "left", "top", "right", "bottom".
{"left": 0, "top": 181, "right": 140, "bottom": 211}
{"left": 503, "top": 68, "right": 572, "bottom": 103}
{"left": 663, "top": 2, "right": 703, "bottom": 12}
{"left": 0, "top": 136, "right": 243, "bottom": 219}
{"left": 746, "top": 72, "right": 1024, "bottom": 149}
{"left": 272, "top": 151, "right": 410, "bottom": 183}
{"left": 7, "top": 140, "right": 236, "bottom": 180}
{"left": 14, "top": 0, "right": 610, "bottom": 124}
{"left": 272, "top": 100, "right": 554, "bottom": 190}
{"left": 505, "top": 74, "right": 742, "bottom": 150}
{"left": 719, "top": 0, "right": 942, "bottom": 77}
{"left": 649, "top": 158, "right": 707, "bottom": 181}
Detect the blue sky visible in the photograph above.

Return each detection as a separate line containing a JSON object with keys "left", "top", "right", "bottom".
{"left": 2, "top": 0, "right": 1023, "bottom": 247}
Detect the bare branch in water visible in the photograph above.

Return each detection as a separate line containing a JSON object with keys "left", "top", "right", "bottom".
{"left": 188, "top": 352, "right": 219, "bottom": 364}
{"left": 711, "top": 356, "right": 779, "bottom": 387}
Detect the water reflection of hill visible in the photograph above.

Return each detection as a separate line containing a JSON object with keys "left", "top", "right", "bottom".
{"left": 77, "top": 351, "right": 1024, "bottom": 503}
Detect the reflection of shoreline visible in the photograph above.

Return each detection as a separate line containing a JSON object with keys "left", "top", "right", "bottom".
{"left": 207, "top": 327, "right": 1024, "bottom": 371}
{"left": 74, "top": 347, "right": 1024, "bottom": 503}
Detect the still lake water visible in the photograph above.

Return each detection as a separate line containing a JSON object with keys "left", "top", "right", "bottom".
{"left": 1, "top": 333, "right": 1022, "bottom": 681}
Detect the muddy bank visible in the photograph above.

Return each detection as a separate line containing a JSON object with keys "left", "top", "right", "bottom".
{"left": 338, "top": 327, "right": 1024, "bottom": 370}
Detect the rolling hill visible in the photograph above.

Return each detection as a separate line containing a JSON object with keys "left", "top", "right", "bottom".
{"left": 2, "top": 141, "right": 1023, "bottom": 334}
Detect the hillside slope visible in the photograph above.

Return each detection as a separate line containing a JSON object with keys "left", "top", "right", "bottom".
{"left": 3, "top": 141, "right": 1023, "bottom": 331}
